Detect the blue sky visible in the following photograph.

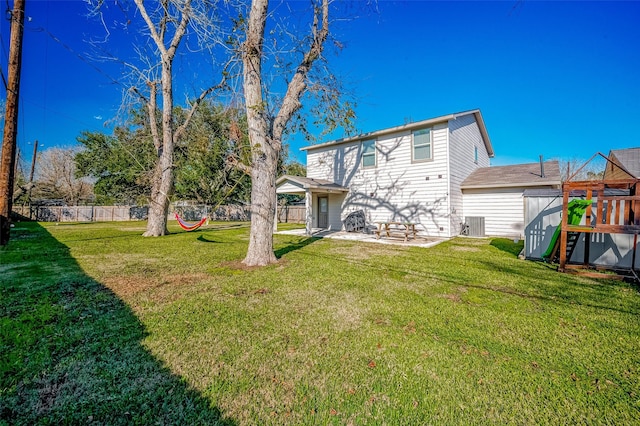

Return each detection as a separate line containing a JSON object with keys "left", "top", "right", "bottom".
{"left": 2, "top": 0, "right": 639, "bottom": 169}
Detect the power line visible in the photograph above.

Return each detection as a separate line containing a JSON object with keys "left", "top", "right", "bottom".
{"left": 20, "top": 96, "right": 99, "bottom": 129}
{"left": 0, "top": 2, "right": 11, "bottom": 90}
{"left": 41, "top": 0, "right": 49, "bottom": 150}
{"left": 26, "top": 25, "right": 127, "bottom": 90}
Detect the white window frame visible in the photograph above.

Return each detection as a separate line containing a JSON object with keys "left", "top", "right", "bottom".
{"left": 362, "top": 139, "right": 376, "bottom": 168}
{"left": 412, "top": 128, "right": 432, "bottom": 162}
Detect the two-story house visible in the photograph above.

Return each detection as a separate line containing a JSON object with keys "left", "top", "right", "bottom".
{"left": 277, "top": 109, "right": 494, "bottom": 237}
{"left": 277, "top": 109, "right": 562, "bottom": 238}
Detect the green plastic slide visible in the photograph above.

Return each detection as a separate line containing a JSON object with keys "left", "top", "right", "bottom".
{"left": 542, "top": 199, "right": 593, "bottom": 259}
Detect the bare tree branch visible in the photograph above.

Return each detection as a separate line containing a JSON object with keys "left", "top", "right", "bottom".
{"left": 226, "top": 153, "right": 252, "bottom": 175}
{"left": 272, "top": 0, "right": 329, "bottom": 145}
{"left": 174, "top": 62, "right": 230, "bottom": 143}
{"left": 146, "top": 81, "right": 161, "bottom": 152}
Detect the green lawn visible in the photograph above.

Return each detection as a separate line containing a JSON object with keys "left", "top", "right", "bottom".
{"left": 1, "top": 221, "right": 639, "bottom": 425}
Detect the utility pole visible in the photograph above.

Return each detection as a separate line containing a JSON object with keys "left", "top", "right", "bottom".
{"left": 14, "top": 146, "right": 21, "bottom": 178}
{"left": 0, "top": 0, "right": 26, "bottom": 246}
{"left": 28, "top": 140, "right": 38, "bottom": 189}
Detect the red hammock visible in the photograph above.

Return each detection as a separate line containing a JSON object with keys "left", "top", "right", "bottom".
{"left": 174, "top": 213, "right": 207, "bottom": 231}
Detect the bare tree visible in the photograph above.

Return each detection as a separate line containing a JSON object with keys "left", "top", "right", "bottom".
{"left": 86, "top": 0, "right": 229, "bottom": 236}
{"left": 33, "top": 147, "right": 94, "bottom": 205}
{"left": 557, "top": 156, "right": 606, "bottom": 182}
{"left": 239, "top": 0, "right": 341, "bottom": 266}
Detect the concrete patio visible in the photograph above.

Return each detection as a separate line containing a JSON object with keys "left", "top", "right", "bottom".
{"left": 276, "top": 227, "right": 447, "bottom": 248}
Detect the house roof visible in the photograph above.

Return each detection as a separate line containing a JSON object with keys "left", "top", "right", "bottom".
{"left": 301, "top": 109, "right": 495, "bottom": 158}
{"left": 461, "top": 161, "right": 562, "bottom": 190}
{"left": 276, "top": 175, "right": 349, "bottom": 194}
{"left": 609, "top": 147, "right": 640, "bottom": 178}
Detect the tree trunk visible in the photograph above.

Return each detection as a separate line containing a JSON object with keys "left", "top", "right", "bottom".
{"left": 134, "top": 0, "right": 195, "bottom": 237}
{"left": 241, "top": 0, "right": 329, "bottom": 265}
{"left": 143, "top": 151, "right": 173, "bottom": 236}
{"left": 143, "top": 59, "right": 175, "bottom": 237}
{"left": 244, "top": 142, "right": 279, "bottom": 265}
{"left": 241, "top": 0, "right": 278, "bottom": 266}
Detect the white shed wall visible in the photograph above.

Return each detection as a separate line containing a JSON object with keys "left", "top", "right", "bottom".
{"left": 462, "top": 188, "right": 526, "bottom": 238}
{"left": 524, "top": 194, "right": 640, "bottom": 269}
{"left": 524, "top": 195, "right": 563, "bottom": 258}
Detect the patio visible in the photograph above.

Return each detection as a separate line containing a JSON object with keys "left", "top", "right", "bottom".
{"left": 276, "top": 227, "right": 446, "bottom": 248}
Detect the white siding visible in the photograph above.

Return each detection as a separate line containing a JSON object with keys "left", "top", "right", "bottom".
{"left": 327, "top": 193, "right": 345, "bottom": 230}
{"left": 306, "top": 142, "right": 362, "bottom": 185}
{"left": 448, "top": 114, "right": 491, "bottom": 235}
{"left": 309, "top": 193, "right": 346, "bottom": 230}
{"left": 276, "top": 181, "right": 304, "bottom": 194}
{"left": 306, "top": 124, "right": 451, "bottom": 237}
{"left": 462, "top": 188, "right": 526, "bottom": 238}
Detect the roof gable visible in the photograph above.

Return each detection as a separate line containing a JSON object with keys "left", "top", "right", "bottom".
{"left": 610, "top": 147, "right": 640, "bottom": 178}
{"left": 276, "top": 175, "right": 349, "bottom": 194}
{"left": 302, "top": 109, "right": 494, "bottom": 158}
{"left": 461, "top": 161, "right": 562, "bottom": 189}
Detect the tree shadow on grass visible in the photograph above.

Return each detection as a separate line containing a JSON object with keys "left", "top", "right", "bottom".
{"left": 197, "top": 234, "right": 221, "bottom": 243}
{"left": 274, "top": 236, "right": 321, "bottom": 259}
{"left": 0, "top": 223, "right": 234, "bottom": 425}
{"left": 490, "top": 238, "right": 524, "bottom": 257}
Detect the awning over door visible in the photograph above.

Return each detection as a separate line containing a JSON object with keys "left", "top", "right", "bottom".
{"left": 276, "top": 175, "right": 349, "bottom": 195}
{"left": 276, "top": 175, "right": 349, "bottom": 235}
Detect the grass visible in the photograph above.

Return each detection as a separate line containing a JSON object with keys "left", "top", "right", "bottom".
{"left": 1, "top": 221, "right": 639, "bottom": 424}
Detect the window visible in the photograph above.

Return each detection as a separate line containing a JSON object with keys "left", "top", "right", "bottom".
{"left": 413, "top": 129, "right": 431, "bottom": 161}
{"left": 474, "top": 146, "right": 478, "bottom": 164}
{"left": 362, "top": 140, "right": 376, "bottom": 168}
{"left": 412, "top": 128, "right": 432, "bottom": 161}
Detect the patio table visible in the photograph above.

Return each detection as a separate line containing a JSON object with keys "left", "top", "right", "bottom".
{"left": 375, "top": 222, "right": 417, "bottom": 242}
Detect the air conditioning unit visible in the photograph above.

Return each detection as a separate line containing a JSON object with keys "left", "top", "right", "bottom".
{"left": 465, "top": 216, "right": 485, "bottom": 237}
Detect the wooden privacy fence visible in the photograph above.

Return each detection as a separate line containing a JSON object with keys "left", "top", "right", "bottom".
{"left": 277, "top": 205, "right": 305, "bottom": 223}
{"left": 173, "top": 204, "right": 305, "bottom": 223}
{"left": 13, "top": 203, "right": 306, "bottom": 223}
{"left": 173, "top": 204, "right": 251, "bottom": 222}
{"left": 12, "top": 205, "right": 147, "bottom": 222}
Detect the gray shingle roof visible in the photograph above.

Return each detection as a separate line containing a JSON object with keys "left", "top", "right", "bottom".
{"left": 610, "top": 147, "right": 640, "bottom": 178}
{"left": 276, "top": 175, "right": 349, "bottom": 192}
{"left": 301, "top": 109, "right": 494, "bottom": 158}
{"left": 461, "top": 161, "right": 561, "bottom": 189}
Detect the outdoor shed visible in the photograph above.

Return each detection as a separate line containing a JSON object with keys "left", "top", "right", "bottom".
{"left": 461, "top": 161, "right": 561, "bottom": 238}
{"left": 524, "top": 189, "right": 640, "bottom": 269}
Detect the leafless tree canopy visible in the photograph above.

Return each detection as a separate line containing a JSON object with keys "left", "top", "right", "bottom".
{"left": 33, "top": 147, "right": 94, "bottom": 205}
{"left": 557, "top": 156, "right": 606, "bottom": 182}
{"left": 84, "top": 0, "right": 233, "bottom": 236}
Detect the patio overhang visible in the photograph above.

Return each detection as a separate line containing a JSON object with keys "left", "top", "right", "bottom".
{"left": 276, "top": 175, "right": 349, "bottom": 236}
{"left": 276, "top": 175, "right": 349, "bottom": 195}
